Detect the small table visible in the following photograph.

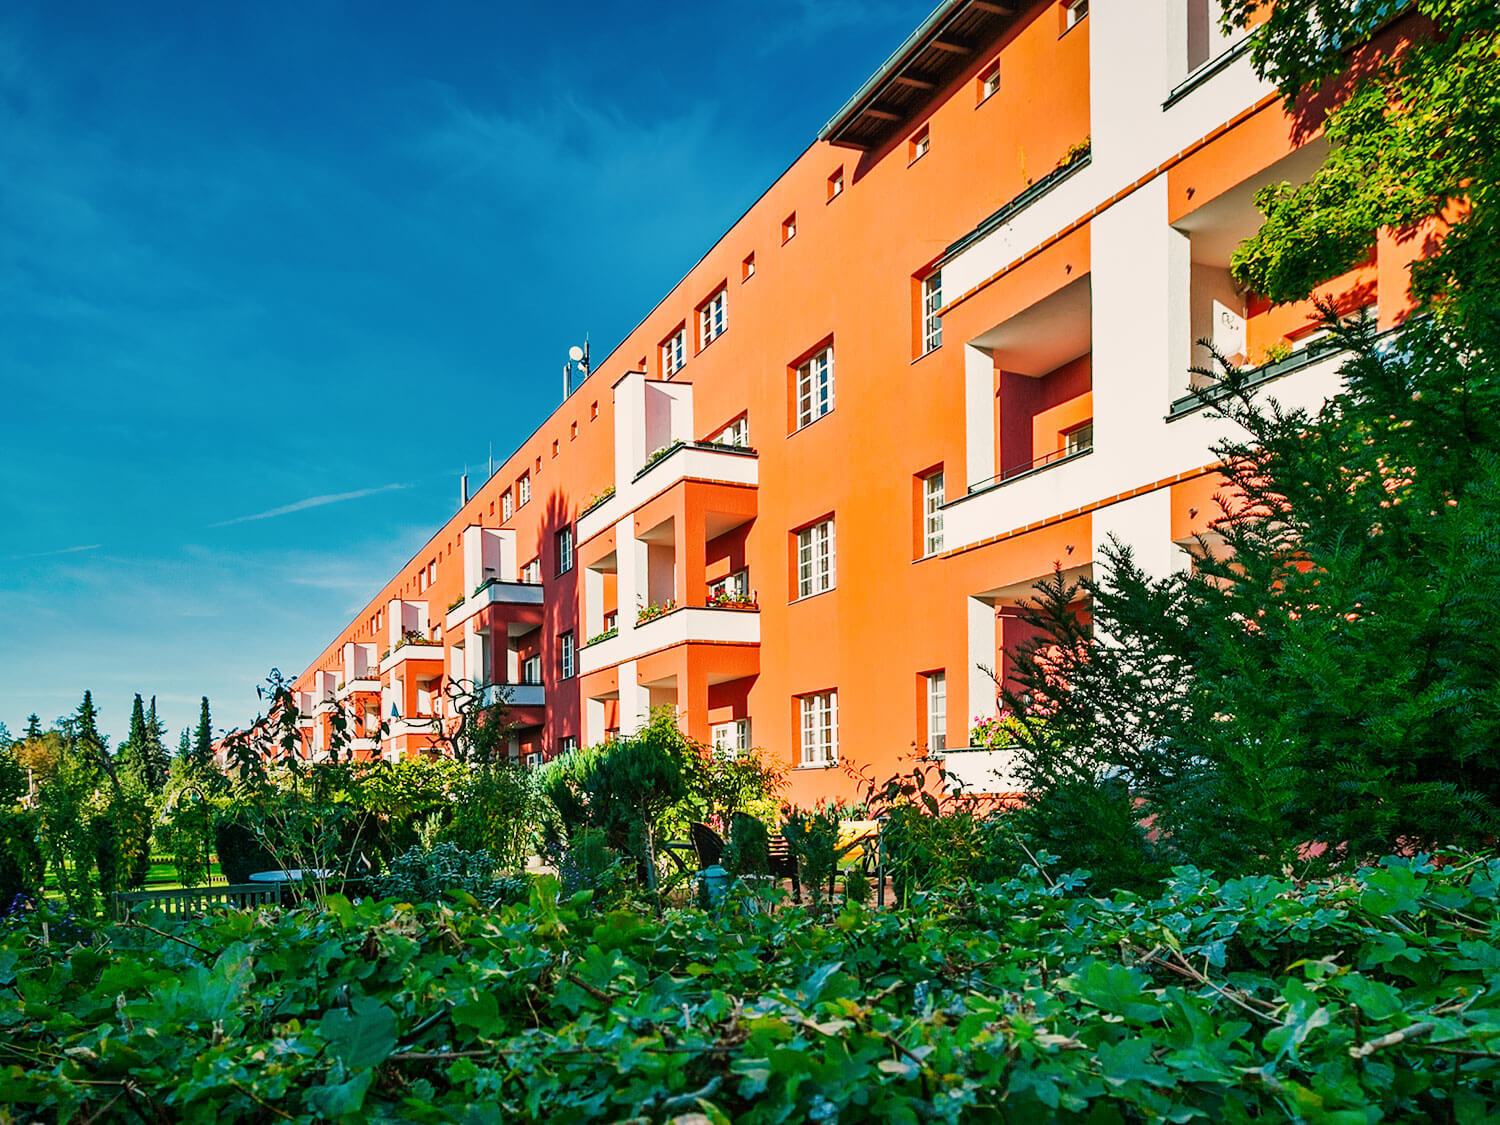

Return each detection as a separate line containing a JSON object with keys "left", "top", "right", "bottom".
{"left": 247, "top": 869, "right": 332, "bottom": 883}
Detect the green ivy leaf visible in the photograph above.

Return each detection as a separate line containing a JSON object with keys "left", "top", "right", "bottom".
{"left": 318, "top": 994, "right": 399, "bottom": 1069}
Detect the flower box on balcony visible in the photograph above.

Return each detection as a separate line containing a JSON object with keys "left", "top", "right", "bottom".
{"left": 635, "top": 599, "right": 678, "bottom": 626}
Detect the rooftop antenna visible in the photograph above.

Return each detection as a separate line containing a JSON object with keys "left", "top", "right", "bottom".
{"left": 564, "top": 337, "right": 590, "bottom": 399}
{"left": 488, "top": 444, "right": 494, "bottom": 480}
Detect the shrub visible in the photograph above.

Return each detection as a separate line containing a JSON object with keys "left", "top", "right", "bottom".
{"left": 782, "top": 803, "right": 840, "bottom": 903}
{"left": 554, "top": 827, "right": 624, "bottom": 905}
{"left": 213, "top": 815, "right": 277, "bottom": 885}
{"left": 0, "top": 810, "right": 44, "bottom": 907}
{"left": 368, "top": 843, "right": 524, "bottom": 907}
{"left": 722, "top": 812, "right": 770, "bottom": 877}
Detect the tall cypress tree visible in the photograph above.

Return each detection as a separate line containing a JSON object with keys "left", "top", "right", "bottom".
{"left": 70, "top": 690, "right": 112, "bottom": 779}
{"left": 24, "top": 714, "right": 42, "bottom": 741}
{"left": 177, "top": 727, "right": 192, "bottom": 762}
{"left": 194, "top": 697, "right": 213, "bottom": 768}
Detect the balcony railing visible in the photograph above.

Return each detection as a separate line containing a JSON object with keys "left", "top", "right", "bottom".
{"left": 481, "top": 682, "right": 546, "bottom": 709}
{"left": 968, "top": 439, "right": 1093, "bottom": 495}
{"left": 633, "top": 439, "right": 758, "bottom": 483}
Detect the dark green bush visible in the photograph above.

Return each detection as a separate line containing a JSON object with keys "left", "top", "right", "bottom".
{"left": 722, "top": 812, "right": 770, "bottom": 877}
{"left": 368, "top": 843, "right": 523, "bottom": 906}
{"left": 0, "top": 809, "right": 44, "bottom": 907}
{"left": 213, "top": 816, "right": 277, "bottom": 885}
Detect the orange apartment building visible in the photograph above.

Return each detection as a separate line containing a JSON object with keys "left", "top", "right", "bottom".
{"left": 291, "top": 0, "right": 1423, "bottom": 805}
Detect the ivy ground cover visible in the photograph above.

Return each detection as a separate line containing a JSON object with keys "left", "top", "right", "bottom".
{"left": 2, "top": 856, "right": 1498, "bottom": 1123}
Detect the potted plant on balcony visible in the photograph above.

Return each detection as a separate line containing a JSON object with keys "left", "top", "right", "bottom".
{"left": 635, "top": 598, "right": 677, "bottom": 625}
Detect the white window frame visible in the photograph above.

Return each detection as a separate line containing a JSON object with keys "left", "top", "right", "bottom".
{"left": 799, "top": 691, "right": 838, "bottom": 766}
{"left": 502, "top": 491, "right": 513, "bottom": 521}
{"left": 978, "top": 61, "right": 1000, "bottom": 103}
{"left": 795, "top": 347, "right": 835, "bottom": 430}
{"left": 922, "top": 271, "right": 943, "bottom": 354}
{"left": 711, "top": 718, "right": 751, "bottom": 758}
{"left": 926, "top": 671, "right": 947, "bottom": 752}
{"left": 797, "top": 519, "right": 836, "bottom": 599}
{"left": 699, "top": 289, "right": 728, "bottom": 348}
{"left": 1065, "top": 422, "right": 1094, "bottom": 456}
{"left": 518, "top": 473, "right": 531, "bottom": 507}
{"left": 522, "top": 653, "right": 542, "bottom": 685}
{"left": 556, "top": 525, "right": 574, "bottom": 575}
{"left": 710, "top": 568, "right": 750, "bottom": 600}
{"left": 712, "top": 415, "right": 749, "bottom": 448}
{"left": 661, "top": 328, "right": 686, "bottom": 375}
{"left": 1065, "top": 0, "right": 1088, "bottom": 29}
{"left": 923, "top": 471, "right": 945, "bottom": 556}
{"left": 559, "top": 631, "right": 576, "bottom": 679}
{"left": 522, "top": 558, "right": 540, "bottom": 584}
{"left": 559, "top": 735, "right": 577, "bottom": 756}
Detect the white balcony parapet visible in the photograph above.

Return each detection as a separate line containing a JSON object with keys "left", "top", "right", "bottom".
{"left": 347, "top": 737, "right": 380, "bottom": 755}
{"left": 578, "top": 442, "right": 758, "bottom": 544}
{"left": 379, "top": 640, "right": 445, "bottom": 675}
{"left": 335, "top": 677, "right": 380, "bottom": 700}
{"left": 481, "top": 682, "right": 546, "bottom": 709}
{"left": 445, "top": 578, "right": 545, "bottom": 632}
{"left": 386, "top": 716, "right": 442, "bottom": 740}
{"left": 936, "top": 745, "right": 1024, "bottom": 793}
{"left": 580, "top": 605, "right": 759, "bottom": 675}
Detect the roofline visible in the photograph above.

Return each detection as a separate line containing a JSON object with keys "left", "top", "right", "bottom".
{"left": 816, "top": 0, "right": 969, "bottom": 143}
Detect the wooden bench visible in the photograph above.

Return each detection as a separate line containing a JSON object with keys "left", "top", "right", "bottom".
{"left": 113, "top": 883, "right": 279, "bottom": 921}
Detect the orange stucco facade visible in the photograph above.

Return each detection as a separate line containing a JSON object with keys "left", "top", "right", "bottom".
{"left": 290, "top": 1, "right": 1422, "bottom": 804}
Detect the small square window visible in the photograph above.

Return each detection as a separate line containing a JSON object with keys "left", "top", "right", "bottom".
{"left": 1063, "top": 0, "right": 1088, "bottom": 30}
{"left": 976, "top": 60, "right": 1000, "bottom": 103}
{"left": 909, "top": 126, "right": 930, "bottom": 163}
{"left": 782, "top": 213, "right": 797, "bottom": 244}
{"left": 742, "top": 253, "right": 756, "bottom": 281}
{"left": 827, "top": 167, "right": 844, "bottom": 201}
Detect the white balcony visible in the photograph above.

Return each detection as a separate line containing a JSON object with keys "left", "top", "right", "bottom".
{"left": 936, "top": 745, "right": 1024, "bottom": 793}
{"left": 335, "top": 677, "right": 380, "bottom": 700}
{"left": 446, "top": 578, "right": 545, "bottom": 631}
{"left": 578, "top": 442, "right": 758, "bottom": 544}
{"left": 379, "top": 640, "right": 445, "bottom": 675}
{"left": 387, "top": 716, "right": 441, "bottom": 740}
{"left": 580, "top": 605, "right": 759, "bottom": 674}
{"left": 347, "top": 737, "right": 379, "bottom": 755}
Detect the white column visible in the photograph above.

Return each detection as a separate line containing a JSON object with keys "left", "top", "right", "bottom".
{"left": 964, "top": 343, "right": 996, "bottom": 490}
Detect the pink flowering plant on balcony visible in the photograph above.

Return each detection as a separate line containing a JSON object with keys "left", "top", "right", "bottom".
{"left": 635, "top": 598, "right": 677, "bottom": 625}
{"left": 707, "top": 587, "right": 758, "bottom": 610}
{"left": 968, "top": 713, "right": 1029, "bottom": 751}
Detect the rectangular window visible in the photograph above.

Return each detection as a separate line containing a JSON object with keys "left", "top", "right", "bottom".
{"left": 711, "top": 415, "right": 749, "bottom": 448}
{"left": 909, "top": 126, "right": 930, "bottom": 163}
{"left": 522, "top": 558, "right": 540, "bottom": 584}
{"left": 559, "top": 735, "right": 577, "bottom": 755}
{"left": 795, "top": 347, "right": 835, "bottom": 429}
{"left": 977, "top": 60, "right": 1000, "bottom": 103}
{"left": 1064, "top": 0, "right": 1088, "bottom": 30}
{"left": 570, "top": 421, "right": 578, "bottom": 440}
{"left": 522, "top": 653, "right": 542, "bottom": 685}
{"left": 590, "top": 401, "right": 599, "bottom": 420}
{"left": 922, "top": 271, "right": 943, "bottom": 353}
{"left": 797, "top": 518, "right": 836, "bottom": 598}
{"left": 559, "top": 632, "right": 576, "bottom": 679}
{"left": 827, "top": 166, "right": 844, "bottom": 201}
{"left": 661, "top": 326, "right": 687, "bottom": 375}
{"left": 923, "top": 471, "right": 945, "bottom": 556}
{"left": 742, "top": 253, "right": 756, "bottom": 281}
{"left": 698, "top": 287, "right": 728, "bottom": 349}
{"left": 926, "top": 671, "right": 947, "bottom": 752}
{"left": 1065, "top": 421, "right": 1094, "bottom": 456}
{"left": 518, "top": 473, "right": 531, "bottom": 507}
{"left": 556, "top": 525, "right": 574, "bottom": 575}
{"left": 502, "top": 491, "right": 514, "bottom": 521}
{"left": 551, "top": 439, "right": 559, "bottom": 458}
{"left": 799, "top": 691, "right": 838, "bottom": 766}
{"left": 781, "top": 213, "right": 797, "bottom": 244}
{"left": 712, "top": 719, "right": 751, "bottom": 758}
{"left": 709, "top": 568, "right": 750, "bottom": 600}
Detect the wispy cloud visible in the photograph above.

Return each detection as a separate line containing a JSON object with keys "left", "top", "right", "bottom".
{"left": 210, "top": 484, "right": 407, "bottom": 528}
{"left": 11, "top": 543, "right": 102, "bottom": 560}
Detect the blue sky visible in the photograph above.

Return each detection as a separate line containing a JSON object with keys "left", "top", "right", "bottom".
{"left": 0, "top": 0, "right": 920, "bottom": 747}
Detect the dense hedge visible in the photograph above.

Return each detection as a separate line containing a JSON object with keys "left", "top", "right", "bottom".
{"left": 1, "top": 856, "right": 1497, "bottom": 1122}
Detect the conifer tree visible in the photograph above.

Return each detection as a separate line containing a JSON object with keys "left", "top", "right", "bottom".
{"left": 24, "top": 714, "right": 41, "bottom": 741}
{"left": 143, "top": 696, "right": 170, "bottom": 792}
{"left": 67, "top": 690, "right": 113, "bottom": 780}
{"left": 177, "top": 727, "right": 192, "bottom": 762}
{"left": 117, "top": 694, "right": 149, "bottom": 784}
{"left": 194, "top": 697, "right": 213, "bottom": 768}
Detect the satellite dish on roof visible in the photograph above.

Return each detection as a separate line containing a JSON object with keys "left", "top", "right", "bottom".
{"left": 568, "top": 345, "right": 585, "bottom": 363}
